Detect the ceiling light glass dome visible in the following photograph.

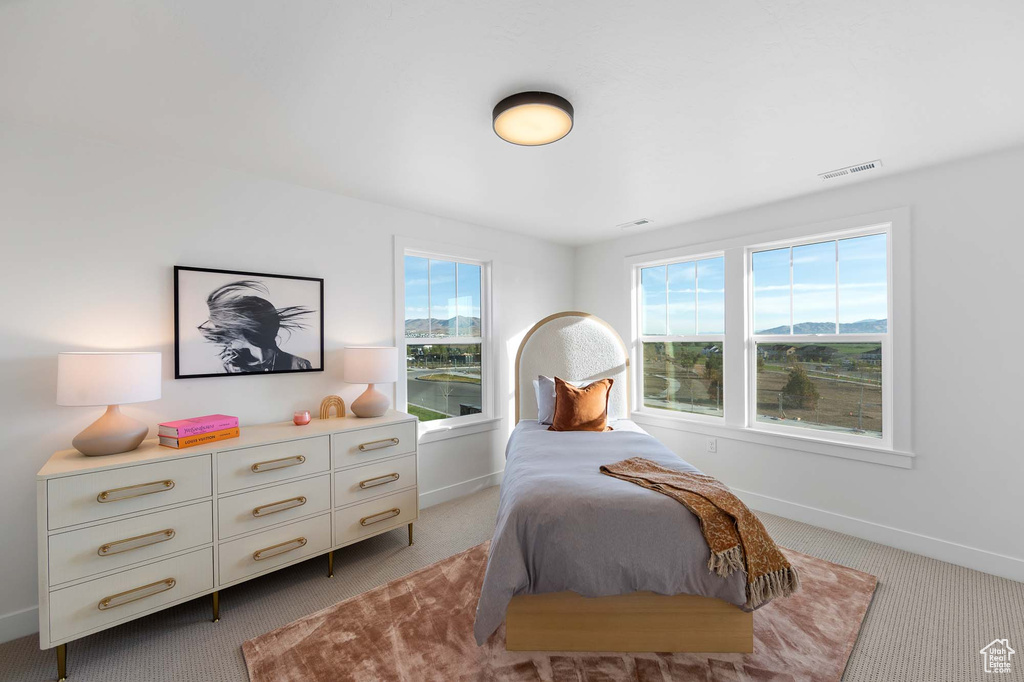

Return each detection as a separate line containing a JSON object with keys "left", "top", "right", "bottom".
{"left": 492, "top": 92, "right": 574, "bottom": 146}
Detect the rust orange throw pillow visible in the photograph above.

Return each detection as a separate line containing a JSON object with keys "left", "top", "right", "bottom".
{"left": 548, "top": 377, "right": 614, "bottom": 432}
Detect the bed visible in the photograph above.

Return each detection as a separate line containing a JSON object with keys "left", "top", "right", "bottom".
{"left": 473, "top": 311, "right": 757, "bottom": 653}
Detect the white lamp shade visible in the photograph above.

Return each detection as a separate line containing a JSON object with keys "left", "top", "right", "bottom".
{"left": 343, "top": 347, "right": 397, "bottom": 385}
{"left": 57, "top": 352, "right": 162, "bottom": 406}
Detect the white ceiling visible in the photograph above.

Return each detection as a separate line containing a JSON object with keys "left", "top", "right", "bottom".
{"left": 2, "top": 1, "right": 1023, "bottom": 245}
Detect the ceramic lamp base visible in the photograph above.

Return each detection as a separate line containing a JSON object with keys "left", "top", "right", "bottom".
{"left": 72, "top": 405, "right": 149, "bottom": 456}
{"left": 351, "top": 384, "right": 390, "bottom": 418}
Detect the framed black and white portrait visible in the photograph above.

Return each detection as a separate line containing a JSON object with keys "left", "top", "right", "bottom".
{"left": 174, "top": 266, "right": 324, "bottom": 379}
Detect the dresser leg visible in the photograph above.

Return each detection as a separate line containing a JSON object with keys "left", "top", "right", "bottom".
{"left": 408, "top": 522, "right": 414, "bottom": 546}
{"left": 212, "top": 591, "right": 220, "bottom": 623}
{"left": 56, "top": 643, "right": 67, "bottom": 681}
{"left": 327, "top": 551, "right": 334, "bottom": 578}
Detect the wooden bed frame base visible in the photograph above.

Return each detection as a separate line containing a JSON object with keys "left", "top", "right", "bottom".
{"left": 505, "top": 591, "right": 753, "bottom": 653}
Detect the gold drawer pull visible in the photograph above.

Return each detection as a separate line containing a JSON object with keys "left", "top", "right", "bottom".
{"left": 252, "top": 496, "right": 307, "bottom": 518}
{"left": 98, "top": 529, "right": 176, "bottom": 557}
{"left": 253, "top": 537, "right": 307, "bottom": 561}
{"left": 358, "top": 437, "right": 399, "bottom": 452}
{"left": 97, "top": 480, "right": 175, "bottom": 503}
{"left": 97, "top": 578, "right": 176, "bottom": 611}
{"left": 251, "top": 455, "right": 306, "bottom": 473}
{"left": 360, "top": 508, "right": 400, "bottom": 526}
{"left": 359, "top": 473, "right": 400, "bottom": 489}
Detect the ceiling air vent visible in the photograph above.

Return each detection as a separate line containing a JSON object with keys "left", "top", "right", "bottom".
{"left": 617, "top": 218, "right": 653, "bottom": 230}
{"left": 819, "top": 159, "right": 882, "bottom": 181}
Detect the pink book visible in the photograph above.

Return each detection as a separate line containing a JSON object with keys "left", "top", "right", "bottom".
{"left": 158, "top": 414, "right": 239, "bottom": 438}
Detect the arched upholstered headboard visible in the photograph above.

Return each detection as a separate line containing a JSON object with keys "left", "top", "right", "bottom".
{"left": 515, "top": 311, "right": 630, "bottom": 423}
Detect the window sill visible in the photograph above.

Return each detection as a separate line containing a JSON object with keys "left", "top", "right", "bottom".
{"left": 417, "top": 416, "right": 502, "bottom": 444}
{"left": 630, "top": 410, "right": 914, "bottom": 469}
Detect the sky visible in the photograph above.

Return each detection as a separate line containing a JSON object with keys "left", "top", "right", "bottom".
{"left": 752, "top": 233, "right": 887, "bottom": 333}
{"left": 405, "top": 235, "right": 885, "bottom": 339}
{"left": 642, "top": 233, "right": 888, "bottom": 336}
{"left": 642, "top": 256, "right": 725, "bottom": 335}
{"left": 404, "top": 256, "right": 481, "bottom": 334}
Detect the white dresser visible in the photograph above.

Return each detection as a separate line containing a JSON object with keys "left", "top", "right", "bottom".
{"left": 36, "top": 410, "right": 418, "bottom": 680}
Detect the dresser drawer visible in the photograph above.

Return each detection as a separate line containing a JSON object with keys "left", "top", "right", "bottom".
{"left": 217, "top": 436, "right": 330, "bottom": 494}
{"left": 335, "top": 455, "right": 416, "bottom": 508}
{"left": 47, "top": 455, "right": 212, "bottom": 531}
{"left": 332, "top": 422, "right": 416, "bottom": 469}
{"left": 334, "top": 488, "right": 418, "bottom": 546}
{"left": 48, "top": 501, "right": 213, "bottom": 586}
{"left": 218, "top": 474, "right": 330, "bottom": 540}
{"left": 218, "top": 513, "right": 331, "bottom": 585}
{"left": 48, "top": 547, "right": 213, "bottom": 643}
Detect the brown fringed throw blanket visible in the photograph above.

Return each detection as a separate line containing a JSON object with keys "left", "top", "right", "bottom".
{"left": 600, "top": 457, "right": 799, "bottom": 607}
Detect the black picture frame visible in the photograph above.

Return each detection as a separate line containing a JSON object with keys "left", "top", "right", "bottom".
{"left": 174, "top": 265, "right": 325, "bottom": 379}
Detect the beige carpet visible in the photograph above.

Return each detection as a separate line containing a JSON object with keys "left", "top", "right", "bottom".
{"left": 0, "top": 486, "right": 1022, "bottom": 681}
{"left": 242, "top": 542, "right": 877, "bottom": 682}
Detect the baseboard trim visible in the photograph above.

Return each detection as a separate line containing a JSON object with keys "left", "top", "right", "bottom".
{"left": 419, "top": 470, "right": 503, "bottom": 509}
{"left": 0, "top": 604, "right": 38, "bottom": 644}
{"left": 734, "top": 488, "right": 1024, "bottom": 583}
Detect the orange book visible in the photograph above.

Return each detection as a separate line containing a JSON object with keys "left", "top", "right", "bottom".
{"left": 159, "top": 427, "right": 240, "bottom": 449}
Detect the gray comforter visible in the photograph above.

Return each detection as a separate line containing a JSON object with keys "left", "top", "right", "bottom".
{"left": 473, "top": 420, "right": 749, "bottom": 645}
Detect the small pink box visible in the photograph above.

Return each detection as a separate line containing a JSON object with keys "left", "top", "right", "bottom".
{"left": 159, "top": 414, "right": 238, "bottom": 438}
{"left": 293, "top": 411, "right": 311, "bottom": 426}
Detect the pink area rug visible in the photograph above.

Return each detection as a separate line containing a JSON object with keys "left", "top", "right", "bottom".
{"left": 243, "top": 542, "right": 876, "bottom": 682}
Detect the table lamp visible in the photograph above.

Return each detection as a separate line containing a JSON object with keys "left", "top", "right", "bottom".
{"left": 57, "top": 352, "right": 162, "bottom": 456}
{"left": 344, "top": 347, "right": 397, "bottom": 418}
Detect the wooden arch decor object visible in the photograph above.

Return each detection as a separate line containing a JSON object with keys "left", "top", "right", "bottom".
{"left": 514, "top": 311, "right": 631, "bottom": 424}
{"left": 319, "top": 395, "right": 346, "bottom": 420}
{"left": 508, "top": 312, "right": 753, "bottom": 653}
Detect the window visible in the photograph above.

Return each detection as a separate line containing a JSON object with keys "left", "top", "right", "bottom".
{"left": 629, "top": 209, "right": 910, "bottom": 466}
{"left": 751, "top": 233, "right": 889, "bottom": 441}
{"left": 402, "top": 254, "right": 487, "bottom": 424}
{"left": 638, "top": 255, "right": 725, "bottom": 418}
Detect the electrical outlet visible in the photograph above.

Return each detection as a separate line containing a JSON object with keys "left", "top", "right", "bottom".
{"left": 706, "top": 438, "right": 717, "bottom": 453}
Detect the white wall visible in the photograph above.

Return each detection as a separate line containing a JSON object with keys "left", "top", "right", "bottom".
{"left": 576, "top": 145, "right": 1024, "bottom": 582}
{"left": 0, "top": 122, "right": 575, "bottom": 641}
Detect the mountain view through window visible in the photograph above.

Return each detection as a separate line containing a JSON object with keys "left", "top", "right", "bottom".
{"left": 752, "top": 233, "right": 887, "bottom": 438}
{"left": 639, "top": 256, "right": 725, "bottom": 418}
{"left": 404, "top": 256, "right": 483, "bottom": 422}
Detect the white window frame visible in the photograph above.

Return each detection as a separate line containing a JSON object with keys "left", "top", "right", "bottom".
{"left": 746, "top": 225, "right": 893, "bottom": 448}
{"left": 627, "top": 208, "right": 913, "bottom": 469}
{"left": 394, "top": 237, "right": 500, "bottom": 442}
{"left": 635, "top": 251, "right": 727, "bottom": 424}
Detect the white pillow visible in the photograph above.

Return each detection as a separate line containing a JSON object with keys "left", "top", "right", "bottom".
{"left": 533, "top": 375, "right": 586, "bottom": 425}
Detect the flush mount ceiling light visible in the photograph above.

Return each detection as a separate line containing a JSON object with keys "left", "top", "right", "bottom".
{"left": 492, "top": 92, "right": 574, "bottom": 146}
